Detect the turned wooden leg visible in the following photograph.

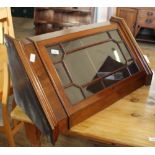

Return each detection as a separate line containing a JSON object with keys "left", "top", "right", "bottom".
{"left": 5, "top": 129, "right": 15, "bottom": 146}
{"left": 24, "top": 123, "right": 41, "bottom": 147}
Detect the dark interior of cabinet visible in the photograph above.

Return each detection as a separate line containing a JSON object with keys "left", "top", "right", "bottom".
{"left": 136, "top": 28, "right": 155, "bottom": 43}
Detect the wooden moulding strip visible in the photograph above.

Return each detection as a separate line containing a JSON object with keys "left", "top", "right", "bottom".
{"left": 111, "top": 17, "right": 145, "bottom": 70}
{"left": 21, "top": 41, "right": 68, "bottom": 121}
{"left": 12, "top": 38, "right": 59, "bottom": 143}
{"left": 29, "top": 22, "right": 116, "bottom": 44}
{"left": 31, "top": 41, "right": 72, "bottom": 116}
{"left": 69, "top": 71, "right": 146, "bottom": 127}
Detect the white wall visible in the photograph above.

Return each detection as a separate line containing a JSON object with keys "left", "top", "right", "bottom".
{"left": 95, "top": 7, "right": 116, "bottom": 23}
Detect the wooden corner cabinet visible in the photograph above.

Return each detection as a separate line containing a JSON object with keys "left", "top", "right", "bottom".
{"left": 117, "top": 7, "right": 155, "bottom": 42}
{"left": 5, "top": 16, "right": 152, "bottom": 144}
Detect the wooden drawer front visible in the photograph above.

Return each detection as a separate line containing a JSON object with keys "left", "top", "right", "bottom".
{"left": 138, "top": 10, "right": 155, "bottom": 18}
{"left": 137, "top": 17, "right": 155, "bottom": 28}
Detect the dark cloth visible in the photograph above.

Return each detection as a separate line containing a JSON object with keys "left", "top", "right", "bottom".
{"left": 4, "top": 35, "right": 52, "bottom": 139}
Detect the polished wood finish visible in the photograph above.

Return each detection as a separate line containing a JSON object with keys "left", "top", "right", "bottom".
{"left": 0, "top": 61, "right": 41, "bottom": 146}
{"left": 0, "top": 45, "right": 8, "bottom": 98}
{"left": 69, "top": 49, "right": 155, "bottom": 146}
{"left": 0, "top": 63, "right": 24, "bottom": 146}
{"left": 117, "top": 7, "right": 155, "bottom": 42}
{"left": 34, "top": 7, "right": 94, "bottom": 35}
{"left": 24, "top": 123, "right": 41, "bottom": 147}
{"left": 116, "top": 8, "right": 137, "bottom": 34}
{"left": 0, "top": 7, "right": 14, "bottom": 40}
{"left": 0, "top": 10, "right": 41, "bottom": 146}
{"left": 13, "top": 39, "right": 68, "bottom": 143}
{"left": 0, "top": 7, "right": 14, "bottom": 98}
{"left": 8, "top": 17, "right": 152, "bottom": 144}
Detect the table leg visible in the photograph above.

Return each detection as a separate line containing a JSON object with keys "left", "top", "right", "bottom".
{"left": 24, "top": 123, "right": 41, "bottom": 147}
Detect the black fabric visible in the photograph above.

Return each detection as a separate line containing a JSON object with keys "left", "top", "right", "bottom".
{"left": 86, "top": 56, "right": 130, "bottom": 93}
{"left": 4, "top": 36, "right": 52, "bottom": 138}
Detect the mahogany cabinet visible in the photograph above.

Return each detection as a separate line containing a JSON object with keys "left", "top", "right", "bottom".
{"left": 5, "top": 16, "right": 152, "bottom": 144}
{"left": 34, "top": 7, "right": 95, "bottom": 35}
{"left": 117, "top": 7, "right": 155, "bottom": 42}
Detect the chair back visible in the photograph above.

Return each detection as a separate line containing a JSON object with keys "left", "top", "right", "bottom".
{"left": 0, "top": 7, "right": 14, "bottom": 98}
{"left": 1, "top": 62, "right": 11, "bottom": 125}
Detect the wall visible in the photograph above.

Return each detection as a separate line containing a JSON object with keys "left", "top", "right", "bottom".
{"left": 95, "top": 7, "right": 116, "bottom": 23}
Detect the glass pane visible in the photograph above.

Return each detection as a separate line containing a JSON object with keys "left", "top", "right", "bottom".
{"left": 109, "top": 30, "right": 122, "bottom": 42}
{"left": 127, "top": 61, "right": 139, "bottom": 75}
{"left": 87, "top": 41, "right": 126, "bottom": 69}
{"left": 104, "top": 68, "right": 130, "bottom": 87}
{"left": 45, "top": 30, "right": 140, "bottom": 105}
{"left": 83, "top": 87, "right": 93, "bottom": 97}
{"left": 64, "top": 41, "right": 126, "bottom": 86}
{"left": 55, "top": 63, "right": 71, "bottom": 86}
{"left": 65, "top": 86, "right": 84, "bottom": 104}
{"left": 64, "top": 51, "right": 96, "bottom": 86}
{"left": 62, "top": 32, "right": 110, "bottom": 52}
{"left": 46, "top": 45, "right": 63, "bottom": 63}
{"left": 119, "top": 42, "right": 132, "bottom": 61}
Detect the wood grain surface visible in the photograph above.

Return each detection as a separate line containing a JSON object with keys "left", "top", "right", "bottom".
{"left": 0, "top": 44, "right": 8, "bottom": 99}
{"left": 69, "top": 47, "right": 155, "bottom": 146}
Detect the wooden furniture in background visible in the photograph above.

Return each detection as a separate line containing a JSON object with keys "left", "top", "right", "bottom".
{"left": 0, "top": 63, "right": 23, "bottom": 146}
{"left": 34, "top": 7, "right": 95, "bottom": 35}
{"left": 0, "top": 7, "right": 15, "bottom": 98}
{"left": 0, "top": 61, "right": 41, "bottom": 146}
{"left": 116, "top": 7, "right": 155, "bottom": 42}
{"left": 6, "top": 16, "right": 152, "bottom": 144}
{"left": 69, "top": 47, "right": 155, "bottom": 146}
{"left": 0, "top": 8, "right": 41, "bottom": 146}
{"left": 0, "top": 45, "right": 8, "bottom": 98}
{"left": 0, "top": 7, "right": 15, "bottom": 40}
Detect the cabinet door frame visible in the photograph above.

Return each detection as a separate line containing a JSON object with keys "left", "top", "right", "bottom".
{"left": 116, "top": 7, "right": 138, "bottom": 35}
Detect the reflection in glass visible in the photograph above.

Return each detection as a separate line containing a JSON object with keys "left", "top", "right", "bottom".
{"left": 119, "top": 42, "right": 132, "bottom": 61}
{"left": 86, "top": 80, "right": 105, "bottom": 94}
{"left": 62, "top": 32, "right": 110, "bottom": 52}
{"left": 46, "top": 30, "right": 140, "bottom": 105}
{"left": 109, "top": 30, "right": 122, "bottom": 42}
{"left": 64, "top": 41, "right": 126, "bottom": 86}
{"left": 103, "top": 69, "right": 130, "bottom": 87}
{"left": 113, "top": 49, "right": 121, "bottom": 62}
{"left": 55, "top": 63, "right": 71, "bottom": 86}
